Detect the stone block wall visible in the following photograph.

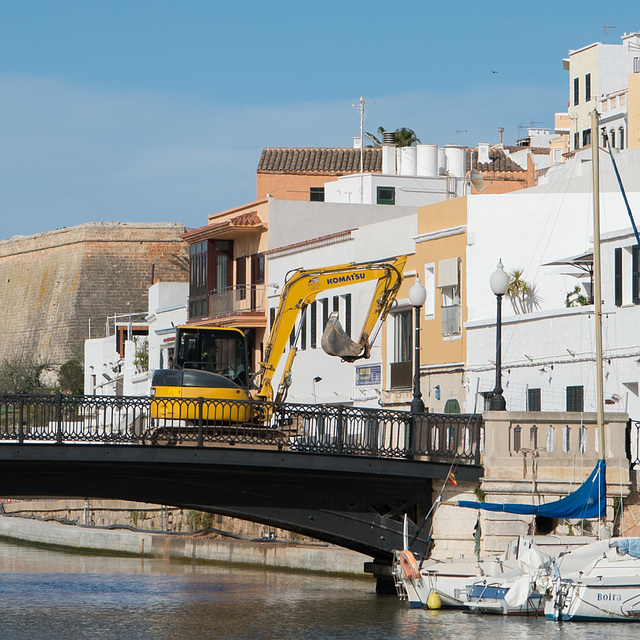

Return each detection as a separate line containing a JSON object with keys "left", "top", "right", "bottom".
{"left": 0, "top": 222, "right": 188, "bottom": 368}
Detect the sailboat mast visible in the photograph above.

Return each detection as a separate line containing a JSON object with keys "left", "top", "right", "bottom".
{"left": 591, "top": 109, "right": 605, "bottom": 455}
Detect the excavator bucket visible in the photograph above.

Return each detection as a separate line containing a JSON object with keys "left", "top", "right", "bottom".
{"left": 321, "top": 312, "right": 365, "bottom": 361}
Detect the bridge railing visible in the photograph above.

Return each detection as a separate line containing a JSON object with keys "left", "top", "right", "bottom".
{"left": 0, "top": 393, "right": 481, "bottom": 463}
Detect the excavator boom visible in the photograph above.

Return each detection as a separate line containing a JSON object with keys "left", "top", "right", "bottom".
{"left": 255, "top": 256, "right": 406, "bottom": 402}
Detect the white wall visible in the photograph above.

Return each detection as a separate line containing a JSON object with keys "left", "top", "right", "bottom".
{"left": 84, "top": 336, "right": 120, "bottom": 396}
{"left": 266, "top": 206, "right": 416, "bottom": 406}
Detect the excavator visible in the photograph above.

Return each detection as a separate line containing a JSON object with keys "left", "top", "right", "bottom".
{"left": 150, "top": 256, "right": 406, "bottom": 424}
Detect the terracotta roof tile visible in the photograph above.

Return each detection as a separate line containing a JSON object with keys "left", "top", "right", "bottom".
{"left": 257, "top": 147, "right": 382, "bottom": 175}
{"left": 467, "top": 148, "right": 524, "bottom": 173}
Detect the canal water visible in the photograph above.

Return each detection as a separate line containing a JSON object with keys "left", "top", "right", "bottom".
{"left": 0, "top": 539, "right": 638, "bottom": 640}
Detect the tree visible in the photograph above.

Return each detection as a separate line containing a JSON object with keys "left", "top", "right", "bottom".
{"left": 565, "top": 285, "right": 590, "bottom": 307}
{"left": 0, "top": 355, "right": 50, "bottom": 394}
{"left": 364, "top": 127, "right": 421, "bottom": 148}
{"left": 58, "top": 358, "right": 84, "bottom": 394}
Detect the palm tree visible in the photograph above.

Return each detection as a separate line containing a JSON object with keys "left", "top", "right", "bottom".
{"left": 364, "top": 127, "right": 421, "bottom": 148}
{"left": 507, "top": 268, "right": 531, "bottom": 314}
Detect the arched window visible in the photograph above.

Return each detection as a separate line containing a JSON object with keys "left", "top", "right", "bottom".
{"left": 546, "top": 426, "right": 555, "bottom": 453}
{"left": 610, "top": 129, "right": 616, "bottom": 148}
{"left": 619, "top": 127, "right": 625, "bottom": 149}
{"left": 578, "top": 426, "right": 587, "bottom": 453}
{"left": 530, "top": 425, "right": 538, "bottom": 450}
{"left": 514, "top": 425, "right": 522, "bottom": 452}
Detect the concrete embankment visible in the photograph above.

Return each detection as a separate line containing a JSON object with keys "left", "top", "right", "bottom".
{"left": 0, "top": 515, "right": 371, "bottom": 576}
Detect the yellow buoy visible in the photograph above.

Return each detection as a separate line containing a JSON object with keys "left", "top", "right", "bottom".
{"left": 427, "top": 589, "right": 442, "bottom": 610}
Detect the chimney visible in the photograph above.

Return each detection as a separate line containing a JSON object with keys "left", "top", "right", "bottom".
{"left": 477, "top": 142, "right": 491, "bottom": 165}
{"left": 382, "top": 131, "right": 396, "bottom": 174}
{"left": 498, "top": 127, "right": 504, "bottom": 145}
{"left": 353, "top": 136, "right": 362, "bottom": 149}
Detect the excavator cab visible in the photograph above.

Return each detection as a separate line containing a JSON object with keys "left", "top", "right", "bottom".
{"left": 150, "top": 326, "right": 253, "bottom": 425}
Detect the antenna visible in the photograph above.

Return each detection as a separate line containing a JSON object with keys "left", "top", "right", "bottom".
{"left": 456, "top": 129, "right": 467, "bottom": 144}
{"left": 603, "top": 22, "right": 616, "bottom": 44}
{"left": 469, "top": 169, "right": 485, "bottom": 191}
{"left": 352, "top": 96, "right": 373, "bottom": 204}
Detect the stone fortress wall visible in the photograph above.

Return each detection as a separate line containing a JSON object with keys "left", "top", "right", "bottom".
{"left": 0, "top": 222, "right": 188, "bottom": 367}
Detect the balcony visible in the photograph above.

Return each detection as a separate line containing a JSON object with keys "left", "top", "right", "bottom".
{"left": 207, "top": 284, "right": 267, "bottom": 321}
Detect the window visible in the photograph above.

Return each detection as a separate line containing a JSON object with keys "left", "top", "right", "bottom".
{"left": 300, "top": 309, "right": 307, "bottom": 350}
{"left": 310, "top": 187, "right": 325, "bottom": 202}
{"left": 566, "top": 386, "right": 584, "bottom": 412}
{"left": 438, "top": 257, "right": 461, "bottom": 336}
{"left": 615, "top": 247, "right": 623, "bottom": 307}
{"left": 573, "top": 77, "right": 580, "bottom": 106}
{"left": 633, "top": 246, "right": 640, "bottom": 305}
{"left": 610, "top": 129, "right": 616, "bottom": 148}
{"left": 553, "top": 148, "right": 562, "bottom": 165}
{"left": 574, "top": 131, "right": 580, "bottom": 150}
{"left": 235, "top": 256, "right": 247, "bottom": 301}
{"left": 619, "top": 127, "right": 625, "bottom": 150}
{"left": 527, "top": 388, "right": 541, "bottom": 411}
{"left": 377, "top": 186, "right": 395, "bottom": 205}
{"left": 635, "top": 57, "right": 640, "bottom": 74}
{"left": 390, "top": 310, "right": 412, "bottom": 388}
{"left": 189, "top": 241, "right": 209, "bottom": 318}
{"left": 310, "top": 301, "right": 317, "bottom": 349}
{"left": 321, "top": 298, "right": 329, "bottom": 330}
{"left": 582, "top": 129, "right": 591, "bottom": 147}
{"left": 585, "top": 73, "right": 591, "bottom": 102}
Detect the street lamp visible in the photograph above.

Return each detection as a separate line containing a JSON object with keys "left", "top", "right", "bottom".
{"left": 489, "top": 260, "right": 510, "bottom": 410}
{"left": 312, "top": 376, "right": 322, "bottom": 404}
{"left": 409, "top": 276, "right": 427, "bottom": 414}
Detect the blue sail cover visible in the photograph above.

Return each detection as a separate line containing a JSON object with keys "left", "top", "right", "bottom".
{"left": 458, "top": 459, "right": 606, "bottom": 519}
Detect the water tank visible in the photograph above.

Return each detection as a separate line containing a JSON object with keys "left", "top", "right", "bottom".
{"left": 416, "top": 144, "right": 438, "bottom": 177}
{"left": 382, "top": 145, "right": 396, "bottom": 174}
{"left": 397, "top": 146, "right": 417, "bottom": 176}
{"left": 438, "top": 147, "right": 447, "bottom": 175}
{"left": 444, "top": 145, "right": 467, "bottom": 178}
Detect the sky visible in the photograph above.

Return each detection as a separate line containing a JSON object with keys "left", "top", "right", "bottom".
{"left": 0, "top": 1, "right": 638, "bottom": 240}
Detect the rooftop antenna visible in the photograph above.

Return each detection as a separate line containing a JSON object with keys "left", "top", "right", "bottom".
{"left": 603, "top": 22, "right": 615, "bottom": 44}
{"left": 352, "top": 96, "right": 373, "bottom": 204}
{"left": 456, "top": 129, "right": 467, "bottom": 144}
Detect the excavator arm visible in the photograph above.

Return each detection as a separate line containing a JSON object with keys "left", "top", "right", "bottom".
{"left": 254, "top": 255, "right": 406, "bottom": 402}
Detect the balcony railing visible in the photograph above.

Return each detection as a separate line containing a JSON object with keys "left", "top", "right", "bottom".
{"left": 208, "top": 284, "right": 266, "bottom": 318}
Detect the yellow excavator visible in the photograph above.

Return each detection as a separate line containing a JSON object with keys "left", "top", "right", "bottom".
{"left": 150, "top": 255, "right": 406, "bottom": 422}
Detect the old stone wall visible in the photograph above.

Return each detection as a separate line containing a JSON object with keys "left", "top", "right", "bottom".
{"left": 0, "top": 222, "right": 188, "bottom": 367}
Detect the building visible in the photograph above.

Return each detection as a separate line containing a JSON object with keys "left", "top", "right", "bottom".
{"left": 563, "top": 31, "right": 640, "bottom": 153}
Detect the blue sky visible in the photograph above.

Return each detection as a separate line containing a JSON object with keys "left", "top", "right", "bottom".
{"left": 0, "top": 1, "right": 637, "bottom": 239}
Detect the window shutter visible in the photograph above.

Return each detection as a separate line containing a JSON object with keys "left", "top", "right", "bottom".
{"left": 615, "top": 247, "right": 623, "bottom": 307}
{"left": 633, "top": 246, "right": 640, "bottom": 305}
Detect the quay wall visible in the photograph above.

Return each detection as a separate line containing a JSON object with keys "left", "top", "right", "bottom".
{"left": 0, "top": 513, "right": 370, "bottom": 576}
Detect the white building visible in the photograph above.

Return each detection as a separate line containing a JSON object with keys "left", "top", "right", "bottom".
{"left": 463, "top": 146, "right": 640, "bottom": 419}
{"left": 265, "top": 200, "right": 417, "bottom": 407}
{"left": 84, "top": 282, "right": 187, "bottom": 396}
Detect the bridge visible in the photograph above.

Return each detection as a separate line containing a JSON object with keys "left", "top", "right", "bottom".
{"left": 0, "top": 393, "right": 482, "bottom": 580}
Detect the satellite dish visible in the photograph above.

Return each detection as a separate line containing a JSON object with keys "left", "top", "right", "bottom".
{"left": 469, "top": 169, "right": 485, "bottom": 191}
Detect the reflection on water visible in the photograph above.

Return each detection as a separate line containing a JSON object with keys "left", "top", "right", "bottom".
{"left": 0, "top": 539, "right": 637, "bottom": 639}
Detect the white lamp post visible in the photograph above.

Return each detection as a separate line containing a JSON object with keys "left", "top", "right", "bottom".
{"left": 489, "top": 260, "right": 510, "bottom": 410}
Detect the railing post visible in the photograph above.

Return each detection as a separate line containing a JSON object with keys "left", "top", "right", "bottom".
{"left": 18, "top": 397, "right": 24, "bottom": 445}
{"left": 197, "top": 397, "right": 204, "bottom": 448}
{"left": 56, "top": 392, "right": 63, "bottom": 444}
{"left": 336, "top": 405, "right": 343, "bottom": 454}
{"left": 475, "top": 415, "right": 483, "bottom": 465}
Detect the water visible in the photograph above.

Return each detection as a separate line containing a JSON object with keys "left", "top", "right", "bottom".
{"left": 0, "top": 540, "right": 637, "bottom": 640}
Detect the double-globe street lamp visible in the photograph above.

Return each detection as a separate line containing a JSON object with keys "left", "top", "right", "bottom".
{"left": 409, "top": 276, "right": 427, "bottom": 415}
{"left": 489, "top": 260, "right": 510, "bottom": 410}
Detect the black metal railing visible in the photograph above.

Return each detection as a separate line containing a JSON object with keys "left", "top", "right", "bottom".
{"left": 0, "top": 393, "right": 482, "bottom": 464}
